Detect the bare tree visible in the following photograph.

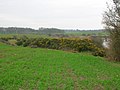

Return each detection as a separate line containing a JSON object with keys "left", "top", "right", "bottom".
{"left": 103, "top": 0, "right": 120, "bottom": 61}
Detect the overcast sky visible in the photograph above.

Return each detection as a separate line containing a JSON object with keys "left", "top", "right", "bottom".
{"left": 0, "top": 0, "right": 110, "bottom": 29}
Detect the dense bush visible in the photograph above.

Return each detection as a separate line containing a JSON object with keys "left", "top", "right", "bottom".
{"left": 15, "top": 37, "right": 105, "bottom": 57}
{"left": 0, "top": 37, "right": 13, "bottom": 45}
{"left": 16, "top": 40, "right": 23, "bottom": 46}
{"left": 0, "top": 36, "right": 105, "bottom": 57}
{"left": 0, "top": 36, "right": 106, "bottom": 57}
{"left": 0, "top": 37, "right": 11, "bottom": 41}
{"left": 92, "top": 47, "right": 106, "bottom": 57}
{"left": 108, "top": 35, "right": 120, "bottom": 61}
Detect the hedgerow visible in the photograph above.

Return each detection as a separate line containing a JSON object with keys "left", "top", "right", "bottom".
{"left": 0, "top": 36, "right": 105, "bottom": 57}
{"left": 15, "top": 37, "right": 105, "bottom": 57}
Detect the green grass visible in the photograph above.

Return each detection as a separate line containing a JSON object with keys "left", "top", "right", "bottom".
{"left": 65, "top": 30, "right": 108, "bottom": 36}
{"left": 0, "top": 34, "right": 50, "bottom": 38}
{"left": 0, "top": 42, "right": 120, "bottom": 90}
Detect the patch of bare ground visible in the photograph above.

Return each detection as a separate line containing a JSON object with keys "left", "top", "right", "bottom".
{"left": 61, "top": 63, "right": 81, "bottom": 90}
{"left": 97, "top": 74, "right": 110, "bottom": 80}
{"left": 33, "top": 80, "right": 40, "bottom": 90}
{"left": 19, "top": 81, "right": 30, "bottom": 90}
{"left": 19, "top": 88, "right": 24, "bottom": 90}
{"left": 93, "top": 84, "right": 104, "bottom": 90}
{"left": 79, "top": 76, "right": 86, "bottom": 81}
{"left": 48, "top": 63, "right": 88, "bottom": 89}
{"left": 0, "top": 54, "right": 4, "bottom": 58}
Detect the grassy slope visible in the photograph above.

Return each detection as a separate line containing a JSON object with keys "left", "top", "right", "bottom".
{"left": 0, "top": 43, "right": 120, "bottom": 90}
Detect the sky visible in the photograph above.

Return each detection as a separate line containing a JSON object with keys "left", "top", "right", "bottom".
{"left": 0, "top": 0, "right": 110, "bottom": 29}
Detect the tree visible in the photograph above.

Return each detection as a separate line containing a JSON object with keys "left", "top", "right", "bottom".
{"left": 103, "top": 0, "right": 120, "bottom": 61}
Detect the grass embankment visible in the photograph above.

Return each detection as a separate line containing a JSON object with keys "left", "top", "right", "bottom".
{"left": 0, "top": 43, "right": 120, "bottom": 90}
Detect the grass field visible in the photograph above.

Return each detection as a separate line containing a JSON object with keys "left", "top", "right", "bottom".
{"left": 0, "top": 42, "right": 120, "bottom": 90}
{"left": 0, "top": 34, "right": 50, "bottom": 38}
{"left": 64, "top": 30, "right": 108, "bottom": 36}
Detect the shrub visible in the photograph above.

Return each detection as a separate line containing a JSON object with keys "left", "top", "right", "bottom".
{"left": 23, "top": 39, "right": 30, "bottom": 47}
{"left": 15, "top": 36, "right": 106, "bottom": 57}
{"left": 16, "top": 40, "right": 23, "bottom": 46}
{"left": 0, "top": 37, "right": 9, "bottom": 41}
{"left": 92, "top": 48, "right": 106, "bottom": 57}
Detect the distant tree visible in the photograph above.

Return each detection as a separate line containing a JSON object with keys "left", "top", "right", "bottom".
{"left": 82, "top": 34, "right": 86, "bottom": 36}
{"left": 103, "top": 0, "right": 120, "bottom": 61}
{"left": 39, "top": 28, "right": 64, "bottom": 34}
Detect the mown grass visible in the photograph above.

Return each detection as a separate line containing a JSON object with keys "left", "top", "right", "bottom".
{"left": 0, "top": 42, "right": 120, "bottom": 90}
